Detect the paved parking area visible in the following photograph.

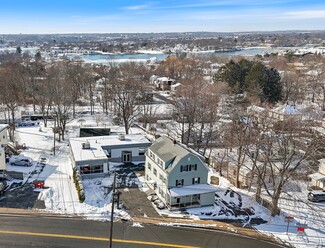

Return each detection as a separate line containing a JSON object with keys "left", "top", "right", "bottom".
{"left": 0, "top": 183, "right": 44, "bottom": 209}
{"left": 119, "top": 187, "right": 161, "bottom": 218}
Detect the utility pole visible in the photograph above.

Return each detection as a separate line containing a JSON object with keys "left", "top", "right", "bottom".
{"left": 109, "top": 173, "right": 116, "bottom": 248}
{"left": 53, "top": 118, "right": 56, "bottom": 156}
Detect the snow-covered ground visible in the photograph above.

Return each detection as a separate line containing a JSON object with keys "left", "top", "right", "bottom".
{"left": 4, "top": 114, "right": 325, "bottom": 248}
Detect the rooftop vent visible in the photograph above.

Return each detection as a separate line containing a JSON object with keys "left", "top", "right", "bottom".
{"left": 82, "top": 142, "right": 91, "bottom": 149}
{"left": 119, "top": 134, "right": 125, "bottom": 141}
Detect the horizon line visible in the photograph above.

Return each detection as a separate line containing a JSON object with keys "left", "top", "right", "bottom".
{"left": 1, "top": 29, "right": 325, "bottom": 36}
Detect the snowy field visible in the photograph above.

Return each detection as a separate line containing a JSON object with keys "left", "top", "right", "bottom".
{"left": 3, "top": 114, "right": 325, "bottom": 248}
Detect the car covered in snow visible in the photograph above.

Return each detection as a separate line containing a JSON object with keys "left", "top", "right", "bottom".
{"left": 9, "top": 156, "right": 33, "bottom": 167}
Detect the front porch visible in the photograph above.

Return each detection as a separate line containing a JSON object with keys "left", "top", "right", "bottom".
{"left": 168, "top": 201, "right": 201, "bottom": 210}
{"left": 167, "top": 184, "right": 217, "bottom": 210}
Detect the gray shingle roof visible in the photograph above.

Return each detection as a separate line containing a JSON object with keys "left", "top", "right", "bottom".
{"left": 149, "top": 136, "right": 189, "bottom": 163}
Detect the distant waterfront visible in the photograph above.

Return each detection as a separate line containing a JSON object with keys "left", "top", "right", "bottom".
{"left": 76, "top": 47, "right": 280, "bottom": 64}
{"left": 0, "top": 46, "right": 285, "bottom": 63}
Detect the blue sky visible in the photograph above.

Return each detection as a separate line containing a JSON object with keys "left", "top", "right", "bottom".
{"left": 1, "top": 0, "right": 325, "bottom": 34}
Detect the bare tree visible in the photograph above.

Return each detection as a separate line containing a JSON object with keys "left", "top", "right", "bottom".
{"left": 246, "top": 117, "right": 324, "bottom": 216}
{"left": 281, "top": 71, "right": 306, "bottom": 104}
{"left": 65, "top": 61, "right": 86, "bottom": 118}
{"left": 110, "top": 62, "right": 146, "bottom": 134}
{"left": 95, "top": 64, "right": 119, "bottom": 115}
{"left": 49, "top": 62, "right": 73, "bottom": 141}
{"left": 223, "top": 118, "right": 250, "bottom": 188}
{"left": 25, "top": 59, "right": 46, "bottom": 111}
{"left": 0, "top": 62, "right": 25, "bottom": 141}
{"left": 82, "top": 64, "right": 97, "bottom": 115}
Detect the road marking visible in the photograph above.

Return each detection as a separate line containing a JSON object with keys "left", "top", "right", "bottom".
{"left": 0, "top": 230, "right": 199, "bottom": 248}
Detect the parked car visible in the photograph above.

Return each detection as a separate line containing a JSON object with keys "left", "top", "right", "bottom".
{"left": 9, "top": 156, "right": 32, "bottom": 167}
{"left": 308, "top": 191, "right": 325, "bottom": 202}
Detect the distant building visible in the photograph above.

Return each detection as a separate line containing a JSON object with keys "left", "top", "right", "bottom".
{"left": 247, "top": 104, "right": 302, "bottom": 127}
{"left": 150, "top": 75, "right": 177, "bottom": 91}
{"left": 145, "top": 136, "right": 216, "bottom": 209}
{"left": 0, "top": 125, "right": 9, "bottom": 171}
{"left": 309, "top": 159, "right": 325, "bottom": 190}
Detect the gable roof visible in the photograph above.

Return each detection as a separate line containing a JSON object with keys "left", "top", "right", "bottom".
{"left": 149, "top": 136, "right": 205, "bottom": 171}
{"left": 0, "top": 124, "right": 8, "bottom": 132}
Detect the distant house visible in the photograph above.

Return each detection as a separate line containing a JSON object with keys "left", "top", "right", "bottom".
{"left": 309, "top": 159, "right": 325, "bottom": 190}
{"left": 0, "top": 125, "right": 9, "bottom": 171}
{"left": 145, "top": 136, "right": 216, "bottom": 209}
{"left": 150, "top": 75, "right": 177, "bottom": 91}
{"left": 69, "top": 134, "right": 151, "bottom": 178}
{"left": 247, "top": 104, "right": 302, "bottom": 127}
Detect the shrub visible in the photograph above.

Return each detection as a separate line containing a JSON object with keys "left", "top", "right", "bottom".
{"left": 73, "top": 168, "right": 85, "bottom": 203}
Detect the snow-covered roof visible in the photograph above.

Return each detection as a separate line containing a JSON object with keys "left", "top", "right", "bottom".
{"left": 319, "top": 158, "right": 325, "bottom": 164}
{"left": 247, "top": 105, "right": 265, "bottom": 113}
{"left": 308, "top": 172, "right": 325, "bottom": 181}
{"left": 274, "top": 105, "right": 301, "bottom": 115}
{"left": 158, "top": 77, "right": 175, "bottom": 82}
{"left": 149, "top": 136, "right": 205, "bottom": 171}
{"left": 0, "top": 124, "right": 8, "bottom": 132}
{"left": 70, "top": 134, "right": 151, "bottom": 162}
{"left": 169, "top": 184, "right": 217, "bottom": 197}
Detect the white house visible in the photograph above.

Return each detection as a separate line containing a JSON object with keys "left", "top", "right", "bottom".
{"left": 309, "top": 159, "right": 325, "bottom": 190}
{"left": 150, "top": 75, "right": 177, "bottom": 91}
{"left": 247, "top": 104, "right": 302, "bottom": 128}
{"left": 69, "top": 133, "right": 151, "bottom": 177}
{"left": 145, "top": 136, "right": 216, "bottom": 209}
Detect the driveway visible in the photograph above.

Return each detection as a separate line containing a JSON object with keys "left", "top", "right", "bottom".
{"left": 119, "top": 188, "right": 160, "bottom": 218}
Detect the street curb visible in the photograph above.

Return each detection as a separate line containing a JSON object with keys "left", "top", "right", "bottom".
{"left": 131, "top": 216, "right": 289, "bottom": 247}
{"left": 0, "top": 208, "right": 81, "bottom": 219}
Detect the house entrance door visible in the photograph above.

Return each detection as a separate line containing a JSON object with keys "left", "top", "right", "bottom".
{"left": 122, "top": 151, "right": 132, "bottom": 163}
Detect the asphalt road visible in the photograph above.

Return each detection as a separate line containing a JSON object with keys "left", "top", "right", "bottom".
{"left": 0, "top": 214, "right": 285, "bottom": 248}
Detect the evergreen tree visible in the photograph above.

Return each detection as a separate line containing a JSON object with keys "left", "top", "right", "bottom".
{"left": 214, "top": 59, "right": 282, "bottom": 103}
{"left": 261, "top": 67, "right": 282, "bottom": 103}
{"left": 214, "top": 60, "right": 243, "bottom": 93}
{"left": 35, "top": 51, "right": 41, "bottom": 62}
{"left": 16, "top": 46, "right": 22, "bottom": 54}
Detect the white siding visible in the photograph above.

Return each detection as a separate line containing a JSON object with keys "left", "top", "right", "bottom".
{"left": 111, "top": 147, "right": 140, "bottom": 158}
{"left": 0, "top": 128, "right": 8, "bottom": 147}
{"left": 0, "top": 148, "right": 6, "bottom": 171}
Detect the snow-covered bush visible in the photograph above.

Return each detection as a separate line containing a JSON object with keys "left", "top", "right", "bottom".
{"left": 73, "top": 168, "right": 85, "bottom": 203}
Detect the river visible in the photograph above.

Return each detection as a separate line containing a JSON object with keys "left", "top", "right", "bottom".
{"left": 73, "top": 47, "right": 283, "bottom": 64}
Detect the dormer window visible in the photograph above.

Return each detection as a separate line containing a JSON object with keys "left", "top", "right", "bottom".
{"left": 158, "top": 159, "right": 163, "bottom": 167}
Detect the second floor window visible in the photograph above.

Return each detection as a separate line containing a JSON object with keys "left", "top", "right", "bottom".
{"left": 192, "top": 177, "right": 200, "bottom": 184}
{"left": 176, "top": 179, "right": 184, "bottom": 186}
{"left": 153, "top": 168, "right": 157, "bottom": 176}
